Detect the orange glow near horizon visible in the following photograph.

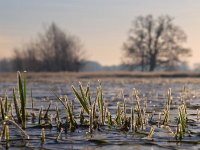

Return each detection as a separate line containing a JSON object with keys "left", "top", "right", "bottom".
{"left": 0, "top": 30, "right": 200, "bottom": 68}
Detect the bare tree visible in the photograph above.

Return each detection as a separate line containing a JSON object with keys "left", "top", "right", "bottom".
{"left": 12, "top": 23, "right": 85, "bottom": 72}
{"left": 123, "top": 15, "right": 191, "bottom": 71}
{"left": 38, "top": 23, "right": 84, "bottom": 71}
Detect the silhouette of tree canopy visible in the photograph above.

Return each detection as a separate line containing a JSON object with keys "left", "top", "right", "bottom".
{"left": 123, "top": 15, "right": 191, "bottom": 71}
{"left": 13, "top": 23, "right": 85, "bottom": 72}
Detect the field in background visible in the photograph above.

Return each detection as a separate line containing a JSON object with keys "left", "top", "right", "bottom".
{"left": 1, "top": 71, "right": 200, "bottom": 83}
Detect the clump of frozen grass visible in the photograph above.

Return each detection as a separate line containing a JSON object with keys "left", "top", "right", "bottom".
{"left": 162, "top": 88, "right": 172, "bottom": 125}
{"left": 72, "top": 82, "right": 90, "bottom": 115}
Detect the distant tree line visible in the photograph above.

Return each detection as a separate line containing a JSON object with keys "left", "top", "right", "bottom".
{"left": 0, "top": 15, "right": 192, "bottom": 72}
{"left": 0, "top": 23, "right": 85, "bottom": 72}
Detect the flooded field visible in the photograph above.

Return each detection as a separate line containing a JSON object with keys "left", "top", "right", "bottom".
{"left": 1, "top": 72, "right": 200, "bottom": 150}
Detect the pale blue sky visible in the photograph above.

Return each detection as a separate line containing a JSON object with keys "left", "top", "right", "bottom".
{"left": 0, "top": 0, "right": 200, "bottom": 67}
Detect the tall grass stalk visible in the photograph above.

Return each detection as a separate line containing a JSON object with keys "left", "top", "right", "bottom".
{"left": 162, "top": 88, "right": 172, "bottom": 125}
{"left": 13, "top": 88, "right": 21, "bottom": 123}
{"left": 134, "top": 90, "right": 144, "bottom": 129}
{"left": 38, "top": 107, "right": 43, "bottom": 125}
{"left": 131, "top": 107, "right": 134, "bottom": 131}
{"left": 79, "top": 82, "right": 88, "bottom": 104}
{"left": 121, "top": 90, "right": 126, "bottom": 120}
{"left": 89, "top": 108, "right": 93, "bottom": 133}
{"left": 92, "top": 101, "right": 96, "bottom": 120}
{"left": 41, "top": 128, "right": 45, "bottom": 145}
{"left": 181, "top": 97, "right": 188, "bottom": 121}
{"left": 107, "top": 110, "right": 112, "bottom": 129}
{"left": 44, "top": 101, "right": 52, "bottom": 119}
{"left": 4, "top": 95, "right": 8, "bottom": 116}
{"left": 0, "top": 98, "right": 5, "bottom": 120}
{"left": 175, "top": 123, "right": 183, "bottom": 140}
{"left": 86, "top": 83, "right": 91, "bottom": 106}
{"left": 115, "top": 102, "right": 121, "bottom": 126}
{"left": 5, "top": 125, "right": 9, "bottom": 148}
{"left": 178, "top": 105, "right": 187, "bottom": 132}
{"left": 64, "top": 96, "right": 77, "bottom": 130}
{"left": 55, "top": 104, "right": 61, "bottom": 129}
{"left": 79, "top": 109, "right": 84, "bottom": 125}
{"left": 97, "top": 80, "right": 104, "bottom": 125}
{"left": 17, "top": 71, "right": 27, "bottom": 129}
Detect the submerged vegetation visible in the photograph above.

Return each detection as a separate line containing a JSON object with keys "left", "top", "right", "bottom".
{"left": 0, "top": 71, "right": 200, "bottom": 149}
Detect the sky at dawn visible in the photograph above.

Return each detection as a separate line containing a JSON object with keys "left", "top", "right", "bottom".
{"left": 0, "top": 0, "right": 200, "bottom": 67}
